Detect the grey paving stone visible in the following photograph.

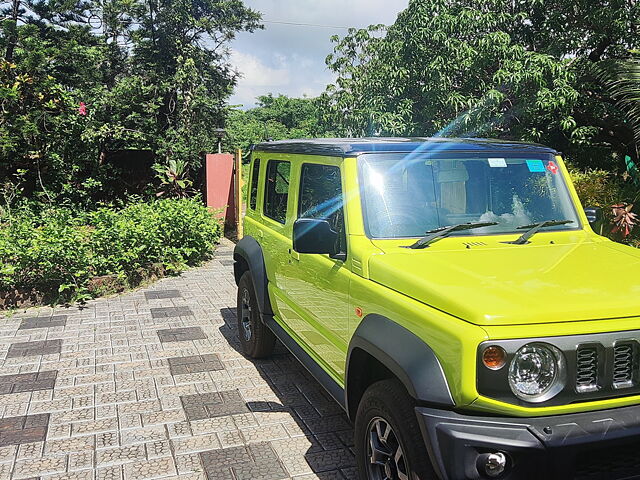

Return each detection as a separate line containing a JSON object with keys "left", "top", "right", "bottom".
{"left": 0, "top": 371, "right": 57, "bottom": 394}
{"left": 304, "top": 448, "right": 355, "bottom": 472}
{"left": 18, "top": 315, "right": 67, "bottom": 330}
{"left": 150, "top": 306, "right": 193, "bottom": 318}
{"left": 302, "top": 415, "right": 352, "bottom": 434}
{"left": 199, "top": 442, "right": 287, "bottom": 480}
{"left": 167, "top": 354, "right": 223, "bottom": 375}
{"left": 181, "top": 390, "right": 249, "bottom": 421}
{"left": 0, "top": 414, "right": 49, "bottom": 447}
{"left": 157, "top": 327, "right": 207, "bottom": 343}
{"left": 6, "top": 340, "right": 63, "bottom": 358}
{"left": 144, "top": 290, "right": 182, "bottom": 300}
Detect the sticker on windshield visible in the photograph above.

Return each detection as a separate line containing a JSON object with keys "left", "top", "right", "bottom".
{"left": 526, "top": 159, "right": 545, "bottom": 172}
{"left": 546, "top": 161, "right": 559, "bottom": 174}
{"left": 488, "top": 158, "right": 507, "bottom": 168}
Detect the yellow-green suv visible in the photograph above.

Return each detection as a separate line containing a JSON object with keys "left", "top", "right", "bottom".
{"left": 233, "top": 138, "right": 640, "bottom": 480}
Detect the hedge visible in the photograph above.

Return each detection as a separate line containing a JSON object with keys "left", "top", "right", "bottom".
{"left": 0, "top": 197, "right": 222, "bottom": 305}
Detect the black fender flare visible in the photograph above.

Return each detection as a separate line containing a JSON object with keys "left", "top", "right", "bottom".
{"left": 233, "top": 236, "right": 273, "bottom": 315}
{"left": 346, "top": 314, "right": 454, "bottom": 417}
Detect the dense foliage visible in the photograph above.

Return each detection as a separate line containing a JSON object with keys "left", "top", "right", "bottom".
{"left": 225, "top": 94, "right": 332, "bottom": 154}
{"left": 0, "top": 0, "right": 261, "bottom": 205}
{"left": 0, "top": 197, "right": 222, "bottom": 302}
{"left": 321, "top": 0, "right": 640, "bottom": 172}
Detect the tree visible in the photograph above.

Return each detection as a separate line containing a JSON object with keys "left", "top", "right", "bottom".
{"left": 597, "top": 53, "right": 640, "bottom": 147}
{"left": 225, "top": 94, "right": 332, "bottom": 154}
{"left": 321, "top": 0, "right": 640, "bottom": 170}
{"left": 127, "top": 0, "right": 261, "bottom": 167}
{"left": 0, "top": 0, "right": 262, "bottom": 204}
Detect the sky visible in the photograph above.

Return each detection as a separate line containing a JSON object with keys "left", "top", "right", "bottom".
{"left": 228, "top": 0, "right": 409, "bottom": 109}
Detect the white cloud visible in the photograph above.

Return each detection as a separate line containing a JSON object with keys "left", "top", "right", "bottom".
{"left": 232, "top": 50, "right": 290, "bottom": 87}
{"left": 231, "top": 50, "right": 295, "bottom": 107}
{"left": 229, "top": 0, "right": 409, "bottom": 108}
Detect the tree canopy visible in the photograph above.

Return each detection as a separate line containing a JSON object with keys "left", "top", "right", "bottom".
{"left": 0, "top": 0, "right": 260, "bottom": 204}
{"left": 225, "top": 94, "right": 332, "bottom": 154}
{"left": 321, "top": 0, "right": 640, "bottom": 170}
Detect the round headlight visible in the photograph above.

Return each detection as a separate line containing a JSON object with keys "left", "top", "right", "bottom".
{"left": 508, "top": 343, "right": 566, "bottom": 402}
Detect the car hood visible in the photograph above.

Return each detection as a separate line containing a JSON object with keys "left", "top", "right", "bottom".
{"left": 368, "top": 238, "right": 640, "bottom": 326}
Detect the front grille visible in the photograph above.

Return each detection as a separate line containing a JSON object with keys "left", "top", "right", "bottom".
{"left": 576, "top": 346, "right": 599, "bottom": 392}
{"left": 574, "top": 440, "right": 640, "bottom": 479}
{"left": 613, "top": 343, "right": 635, "bottom": 388}
{"left": 573, "top": 340, "right": 639, "bottom": 395}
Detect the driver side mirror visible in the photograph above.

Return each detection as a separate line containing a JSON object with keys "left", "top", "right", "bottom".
{"left": 584, "top": 206, "right": 604, "bottom": 234}
{"left": 293, "top": 218, "right": 341, "bottom": 257}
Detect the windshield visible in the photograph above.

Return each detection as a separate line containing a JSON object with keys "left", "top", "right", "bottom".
{"left": 359, "top": 153, "right": 580, "bottom": 239}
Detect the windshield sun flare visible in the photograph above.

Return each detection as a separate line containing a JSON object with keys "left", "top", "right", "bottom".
{"left": 358, "top": 153, "right": 580, "bottom": 240}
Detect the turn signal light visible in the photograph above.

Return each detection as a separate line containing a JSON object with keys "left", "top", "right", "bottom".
{"left": 482, "top": 345, "right": 507, "bottom": 370}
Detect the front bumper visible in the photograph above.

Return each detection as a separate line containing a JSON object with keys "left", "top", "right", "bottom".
{"left": 417, "top": 403, "right": 640, "bottom": 480}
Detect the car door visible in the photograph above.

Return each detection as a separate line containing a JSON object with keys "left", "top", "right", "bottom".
{"left": 259, "top": 158, "right": 295, "bottom": 319}
{"left": 284, "top": 160, "right": 350, "bottom": 378}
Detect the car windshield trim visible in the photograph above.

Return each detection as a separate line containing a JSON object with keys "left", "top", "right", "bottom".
{"left": 357, "top": 151, "right": 582, "bottom": 240}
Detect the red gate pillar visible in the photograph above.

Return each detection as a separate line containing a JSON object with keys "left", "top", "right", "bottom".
{"left": 204, "top": 153, "right": 235, "bottom": 228}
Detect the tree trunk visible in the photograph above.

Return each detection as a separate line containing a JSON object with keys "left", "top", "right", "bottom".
{"left": 4, "top": 0, "right": 21, "bottom": 62}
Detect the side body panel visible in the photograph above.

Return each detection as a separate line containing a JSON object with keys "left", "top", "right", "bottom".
{"left": 280, "top": 156, "right": 351, "bottom": 378}
{"left": 249, "top": 151, "right": 352, "bottom": 381}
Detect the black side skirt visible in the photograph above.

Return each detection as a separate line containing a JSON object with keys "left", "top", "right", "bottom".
{"left": 262, "top": 314, "right": 347, "bottom": 412}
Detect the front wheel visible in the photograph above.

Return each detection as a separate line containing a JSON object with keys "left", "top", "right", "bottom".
{"left": 355, "top": 379, "right": 437, "bottom": 480}
{"left": 236, "top": 272, "right": 275, "bottom": 358}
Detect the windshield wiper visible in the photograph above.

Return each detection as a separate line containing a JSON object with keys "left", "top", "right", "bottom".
{"left": 404, "top": 222, "right": 499, "bottom": 249}
{"left": 504, "top": 220, "right": 574, "bottom": 245}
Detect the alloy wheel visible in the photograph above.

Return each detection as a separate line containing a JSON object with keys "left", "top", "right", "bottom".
{"left": 366, "top": 417, "right": 409, "bottom": 480}
{"left": 240, "top": 288, "right": 252, "bottom": 341}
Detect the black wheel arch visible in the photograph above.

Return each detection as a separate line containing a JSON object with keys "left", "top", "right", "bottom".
{"left": 233, "top": 236, "right": 273, "bottom": 315}
{"left": 345, "top": 313, "right": 454, "bottom": 420}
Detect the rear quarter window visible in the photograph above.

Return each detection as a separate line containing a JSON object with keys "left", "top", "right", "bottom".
{"left": 249, "top": 158, "right": 260, "bottom": 210}
{"left": 264, "top": 160, "right": 290, "bottom": 224}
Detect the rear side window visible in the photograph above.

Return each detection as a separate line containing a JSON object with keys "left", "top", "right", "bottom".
{"left": 299, "top": 163, "right": 346, "bottom": 252}
{"left": 249, "top": 158, "right": 260, "bottom": 210}
{"left": 264, "top": 160, "right": 290, "bottom": 224}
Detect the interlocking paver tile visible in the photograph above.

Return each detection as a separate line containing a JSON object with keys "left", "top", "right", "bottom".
{"left": 123, "top": 456, "right": 177, "bottom": 480}
{"left": 145, "top": 290, "right": 182, "bottom": 300}
{"left": 96, "top": 445, "right": 146, "bottom": 466}
{"left": 157, "top": 327, "right": 206, "bottom": 343}
{"left": 0, "top": 239, "right": 356, "bottom": 479}
{"left": 0, "top": 370, "right": 57, "bottom": 394}
{"left": 96, "top": 466, "right": 123, "bottom": 480}
{"left": 18, "top": 315, "right": 68, "bottom": 330}
{"left": 0, "top": 413, "right": 49, "bottom": 447}
{"left": 121, "top": 425, "right": 167, "bottom": 446}
{"left": 200, "top": 442, "right": 288, "bottom": 480}
{"left": 180, "top": 390, "right": 250, "bottom": 421}
{"left": 304, "top": 448, "right": 355, "bottom": 473}
{"left": 45, "top": 436, "right": 94, "bottom": 454}
{"left": 7, "top": 340, "right": 63, "bottom": 358}
{"left": 13, "top": 455, "right": 66, "bottom": 478}
{"left": 150, "top": 306, "right": 193, "bottom": 319}
{"left": 167, "top": 354, "right": 223, "bottom": 375}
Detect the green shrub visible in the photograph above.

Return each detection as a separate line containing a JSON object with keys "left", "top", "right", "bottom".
{"left": 0, "top": 197, "right": 222, "bottom": 304}
{"left": 569, "top": 169, "right": 635, "bottom": 209}
{"left": 569, "top": 168, "right": 640, "bottom": 244}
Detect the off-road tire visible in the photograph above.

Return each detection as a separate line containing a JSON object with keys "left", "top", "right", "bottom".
{"left": 355, "top": 379, "right": 437, "bottom": 480}
{"left": 236, "top": 272, "right": 275, "bottom": 358}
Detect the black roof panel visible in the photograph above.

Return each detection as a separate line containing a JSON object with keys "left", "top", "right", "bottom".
{"left": 252, "top": 137, "right": 558, "bottom": 156}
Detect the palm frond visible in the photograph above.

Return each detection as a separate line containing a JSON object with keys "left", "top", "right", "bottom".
{"left": 596, "top": 54, "right": 640, "bottom": 144}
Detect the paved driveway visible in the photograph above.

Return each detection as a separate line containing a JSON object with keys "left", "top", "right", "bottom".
{"left": 0, "top": 239, "right": 356, "bottom": 480}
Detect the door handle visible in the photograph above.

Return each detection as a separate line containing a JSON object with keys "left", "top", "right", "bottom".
{"left": 288, "top": 248, "right": 300, "bottom": 261}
